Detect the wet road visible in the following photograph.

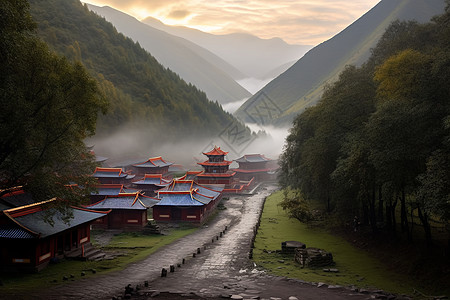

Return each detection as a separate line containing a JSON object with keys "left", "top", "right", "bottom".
{"left": 32, "top": 184, "right": 375, "bottom": 300}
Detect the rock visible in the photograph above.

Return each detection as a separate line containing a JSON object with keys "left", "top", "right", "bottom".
{"left": 270, "top": 297, "right": 282, "bottom": 300}
{"left": 278, "top": 260, "right": 285, "bottom": 263}
{"left": 328, "top": 285, "right": 342, "bottom": 289}
{"left": 317, "top": 282, "right": 327, "bottom": 288}
{"left": 329, "top": 268, "right": 339, "bottom": 273}
{"left": 289, "top": 297, "right": 299, "bottom": 300}
{"left": 81, "top": 271, "right": 86, "bottom": 276}
{"left": 359, "top": 289, "right": 370, "bottom": 294}
{"left": 150, "top": 291, "right": 160, "bottom": 297}
{"left": 230, "top": 295, "right": 243, "bottom": 300}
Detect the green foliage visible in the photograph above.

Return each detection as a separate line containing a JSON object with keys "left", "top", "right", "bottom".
{"left": 279, "top": 4, "right": 450, "bottom": 246}
{"left": 279, "top": 189, "right": 313, "bottom": 223}
{"left": 28, "top": 0, "right": 238, "bottom": 141}
{"left": 0, "top": 0, "right": 107, "bottom": 203}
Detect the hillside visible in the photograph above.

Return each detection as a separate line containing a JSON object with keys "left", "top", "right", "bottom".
{"left": 86, "top": 4, "right": 251, "bottom": 105}
{"left": 235, "top": 0, "right": 446, "bottom": 126}
{"left": 142, "top": 16, "right": 312, "bottom": 81}
{"left": 28, "top": 0, "right": 247, "bottom": 158}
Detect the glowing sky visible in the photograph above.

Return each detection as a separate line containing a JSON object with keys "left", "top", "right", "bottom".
{"left": 82, "top": 0, "right": 381, "bottom": 45}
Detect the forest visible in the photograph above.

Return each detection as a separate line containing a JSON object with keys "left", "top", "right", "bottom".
{"left": 279, "top": 3, "right": 450, "bottom": 249}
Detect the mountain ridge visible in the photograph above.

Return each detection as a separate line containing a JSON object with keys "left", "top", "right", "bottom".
{"left": 141, "top": 16, "right": 312, "bottom": 80}
{"left": 234, "top": 0, "right": 446, "bottom": 126}
{"left": 86, "top": 4, "right": 251, "bottom": 104}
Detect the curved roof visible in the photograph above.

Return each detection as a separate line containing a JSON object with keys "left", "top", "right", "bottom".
{"left": 155, "top": 179, "right": 223, "bottom": 207}
{"left": 235, "top": 154, "right": 272, "bottom": 163}
{"left": 133, "top": 157, "right": 173, "bottom": 168}
{"left": 203, "top": 146, "right": 228, "bottom": 156}
{"left": 133, "top": 174, "right": 172, "bottom": 186}
{"left": 86, "top": 193, "right": 159, "bottom": 210}
{"left": 1, "top": 199, "right": 109, "bottom": 239}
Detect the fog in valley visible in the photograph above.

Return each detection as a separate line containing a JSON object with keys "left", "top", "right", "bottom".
{"left": 88, "top": 119, "right": 289, "bottom": 170}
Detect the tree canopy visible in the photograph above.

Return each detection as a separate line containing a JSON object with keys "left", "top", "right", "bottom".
{"left": 0, "top": 0, "right": 107, "bottom": 203}
{"left": 279, "top": 3, "right": 450, "bottom": 246}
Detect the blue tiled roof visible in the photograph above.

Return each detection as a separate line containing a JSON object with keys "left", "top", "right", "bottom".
{"left": 93, "top": 171, "right": 128, "bottom": 178}
{"left": 139, "top": 197, "right": 159, "bottom": 208}
{"left": 0, "top": 226, "right": 35, "bottom": 239}
{"left": 91, "top": 187, "right": 123, "bottom": 196}
{"left": 133, "top": 178, "right": 171, "bottom": 186}
{"left": 155, "top": 193, "right": 203, "bottom": 207}
{"left": 87, "top": 196, "right": 146, "bottom": 210}
{"left": 13, "top": 208, "right": 107, "bottom": 238}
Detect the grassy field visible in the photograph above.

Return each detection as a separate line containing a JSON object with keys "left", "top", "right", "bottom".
{"left": 253, "top": 190, "right": 437, "bottom": 296}
{"left": 0, "top": 226, "right": 197, "bottom": 294}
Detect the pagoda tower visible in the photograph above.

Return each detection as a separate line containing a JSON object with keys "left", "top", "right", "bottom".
{"left": 196, "top": 146, "right": 236, "bottom": 185}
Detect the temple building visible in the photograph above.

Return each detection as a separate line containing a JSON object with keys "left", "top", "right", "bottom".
{"left": 90, "top": 184, "right": 125, "bottom": 204}
{"left": 196, "top": 146, "right": 236, "bottom": 186}
{"left": 0, "top": 199, "right": 109, "bottom": 272}
{"left": 1, "top": 187, "right": 35, "bottom": 209}
{"left": 131, "top": 157, "right": 173, "bottom": 176}
{"left": 153, "top": 179, "right": 224, "bottom": 223}
{"left": 234, "top": 154, "right": 278, "bottom": 181}
{"left": 132, "top": 174, "right": 172, "bottom": 196}
{"left": 92, "top": 167, "right": 135, "bottom": 185}
{"left": 86, "top": 192, "right": 159, "bottom": 229}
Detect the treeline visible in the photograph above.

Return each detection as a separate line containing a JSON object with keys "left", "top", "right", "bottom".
{"left": 28, "top": 0, "right": 239, "bottom": 140}
{"left": 279, "top": 4, "right": 450, "bottom": 246}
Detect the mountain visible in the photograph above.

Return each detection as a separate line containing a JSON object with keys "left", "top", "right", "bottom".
{"left": 234, "top": 0, "right": 446, "bottom": 126}
{"left": 28, "top": 0, "right": 246, "bottom": 156}
{"left": 86, "top": 4, "right": 250, "bottom": 105}
{"left": 142, "top": 17, "right": 312, "bottom": 80}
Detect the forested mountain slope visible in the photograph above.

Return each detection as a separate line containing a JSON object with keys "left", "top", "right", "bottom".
{"left": 86, "top": 4, "right": 251, "bottom": 105}
{"left": 28, "top": 0, "right": 243, "bottom": 152}
{"left": 235, "top": 0, "right": 446, "bottom": 126}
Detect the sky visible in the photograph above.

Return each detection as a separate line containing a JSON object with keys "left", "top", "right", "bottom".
{"left": 82, "top": 0, "right": 381, "bottom": 46}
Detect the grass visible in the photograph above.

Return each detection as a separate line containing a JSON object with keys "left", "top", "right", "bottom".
{"left": 253, "top": 190, "right": 436, "bottom": 296}
{"left": 0, "top": 226, "right": 197, "bottom": 294}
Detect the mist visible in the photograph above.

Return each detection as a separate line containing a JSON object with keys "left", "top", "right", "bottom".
{"left": 222, "top": 98, "right": 248, "bottom": 114}
{"left": 88, "top": 122, "right": 290, "bottom": 169}
{"left": 237, "top": 77, "right": 274, "bottom": 94}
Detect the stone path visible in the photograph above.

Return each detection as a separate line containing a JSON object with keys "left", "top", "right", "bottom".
{"left": 31, "top": 184, "right": 386, "bottom": 300}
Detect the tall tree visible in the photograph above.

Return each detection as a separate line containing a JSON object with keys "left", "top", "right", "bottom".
{"left": 0, "top": 0, "right": 107, "bottom": 203}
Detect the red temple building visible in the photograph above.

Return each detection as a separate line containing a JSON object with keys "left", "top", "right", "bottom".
{"left": 132, "top": 174, "right": 172, "bottom": 196}
{"left": 90, "top": 184, "right": 125, "bottom": 204}
{"left": 92, "top": 167, "right": 135, "bottom": 185}
{"left": 131, "top": 157, "right": 173, "bottom": 176}
{"left": 86, "top": 192, "right": 159, "bottom": 229}
{"left": 0, "top": 199, "right": 109, "bottom": 272}
{"left": 153, "top": 179, "right": 224, "bottom": 223}
{"left": 234, "top": 154, "right": 278, "bottom": 181}
{"left": 196, "top": 146, "right": 236, "bottom": 186}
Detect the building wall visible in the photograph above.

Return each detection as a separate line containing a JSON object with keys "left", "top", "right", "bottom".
{"left": 0, "top": 224, "right": 92, "bottom": 272}
{"left": 92, "top": 210, "right": 146, "bottom": 229}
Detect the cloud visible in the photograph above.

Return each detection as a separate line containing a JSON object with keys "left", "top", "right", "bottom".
{"left": 82, "top": 0, "right": 381, "bottom": 45}
{"left": 167, "top": 9, "right": 191, "bottom": 20}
